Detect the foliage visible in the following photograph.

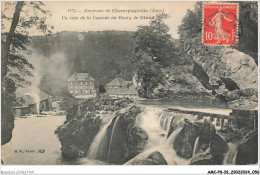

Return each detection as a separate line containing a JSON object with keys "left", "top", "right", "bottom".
{"left": 31, "top": 31, "right": 136, "bottom": 94}
{"left": 1, "top": 1, "right": 52, "bottom": 87}
{"left": 1, "top": 1, "right": 52, "bottom": 145}
{"left": 134, "top": 53, "right": 165, "bottom": 98}
{"left": 133, "top": 13, "right": 177, "bottom": 66}
{"left": 98, "top": 83, "right": 107, "bottom": 93}
{"left": 59, "top": 91, "right": 78, "bottom": 114}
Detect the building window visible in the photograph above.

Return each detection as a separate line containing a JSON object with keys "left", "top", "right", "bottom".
{"left": 81, "top": 82, "right": 83, "bottom": 85}
{"left": 86, "top": 82, "right": 88, "bottom": 85}
{"left": 70, "top": 82, "right": 72, "bottom": 85}
{"left": 70, "top": 90, "right": 73, "bottom": 93}
{"left": 75, "top": 90, "right": 77, "bottom": 94}
{"left": 86, "top": 86, "right": 88, "bottom": 89}
{"left": 81, "top": 86, "right": 83, "bottom": 89}
{"left": 90, "top": 90, "right": 92, "bottom": 93}
{"left": 90, "top": 82, "right": 92, "bottom": 85}
{"left": 86, "top": 90, "right": 88, "bottom": 94}
{"left": 75, "top": 86, "right": 77, "bottom": 89}
{"left": 71, "top": 85, "right": 73, "bottom": 89}
{"left": 75, "top": 82, "right": 77, "bottom": 85}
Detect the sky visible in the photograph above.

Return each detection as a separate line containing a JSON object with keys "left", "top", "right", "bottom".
{"left": 2, "top": 1, "right": 196, "bottom": 38}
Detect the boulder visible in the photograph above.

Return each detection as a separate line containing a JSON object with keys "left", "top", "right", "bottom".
{"left": 190, "top": 119, "right": 229, "bottom": 164}
{"left": 56, "top": 113, "right": 102, "bottom": 158}
{"left": 198, "top": 119, "right": 216, "bottom": 146}
{"left": 173, "top": 119, "right": 199, "bottom": 159}
{"left": 93, "top": 105, "right": 143, "bottom": 164}
{"left": 192, "top": 48, "right": 258, "bottom": 108}
{"left": 131, "top": 151, "right": 167, "bottom": 165}
{"left": 125, "top": 126, "right": 148, "bottom": 160}
{"left": 236, "top": 130, "right": 258, "bottom": 165}
{"left": 193, "top": 48, "right": 257, "bottom": 91}
{"left": 210, "top": 134, "right": 229, "bottom": 164}
{"left": 167, "top": 115, "right": 185, "bottom": 138}
{"left": 190, "top": 149, "right": 214, "bottom": 165}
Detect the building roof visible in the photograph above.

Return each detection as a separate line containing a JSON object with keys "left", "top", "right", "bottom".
{"left": 107, "top": 85, "right": 138, "bottom": 95}
{"left": 127, "top": 85, "right": 139, "bottom": 95}
{"left": 15, "top": 89, "right": 52, "bottom": 107}
{"left": 107, "top": 78, "right": 133, "bottom": 87}
{"left": 68, "top": 72, "right": 95, "bottom": 81}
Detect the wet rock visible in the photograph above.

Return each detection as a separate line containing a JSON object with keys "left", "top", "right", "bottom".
{"left": 173, "top": 119, "right": 199, "bottom": 159}
{"left": 97, "top": 105, "right": 143, "bottom": 164}
{"left": 56, "top": 113, "right": 102, "bottom": 158}
{"left": 56, "top": 96, "right": 136, "bottom": 159}
{"left": 126, "top": 126, "right": 148, "bottom": 160}
{"left": 210, "top": 134, "right": 229, "bottom": 164}
{"left": 167, "top": 115, "right": 185, "bottom": 138}
{"left": 236, "top": 130, "right": 258, "bottom": 165}
{"left": 190, "top": 149, "right": 214, "bottom": 165}
{"left": 131, "top": 151, "right": 168, "bottom": 165}
{"left": 198, "top": 119, "right": 216, "bottom": 146}
{"left": 189, "top": 119, "right": 229, "bottom": 164}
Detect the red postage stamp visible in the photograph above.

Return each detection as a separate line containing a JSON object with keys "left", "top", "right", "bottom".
{"left": 203, "top": 3, "right": 238, "bottom": 46}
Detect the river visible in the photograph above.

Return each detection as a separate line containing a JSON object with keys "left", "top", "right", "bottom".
{"left": 1, "top": 98, "right": 231, "bottom": 165}
{"left": 1, "top": 115, "right": 66, "bottom": 165}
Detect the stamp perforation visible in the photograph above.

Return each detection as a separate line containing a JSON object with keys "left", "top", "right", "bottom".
{"left": 202, "top": 2, "right": 239, "bottom": 46}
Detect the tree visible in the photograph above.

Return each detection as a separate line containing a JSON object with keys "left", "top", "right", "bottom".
{"left": 134, "top": 53, "right": 165, "bottom": 98}
{"left": 98, "top": 83, "right": 107, "bottom": 93}
{"left": 1, "top": 1, "right": 52, "bottom": 145}
{"left": 133, "top": 13, "right": 176, "bottom": 66}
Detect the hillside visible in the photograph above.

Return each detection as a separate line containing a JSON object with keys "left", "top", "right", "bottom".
{"left": 31, "top": 31, "right": 210, "bottom": 98}
{"left": 31, "top": 31, "right": 136, "bottom": 96}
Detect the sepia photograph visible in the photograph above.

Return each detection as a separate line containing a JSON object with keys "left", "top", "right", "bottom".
{"left": 1, "top": 0, "right": 259, "bottom": 174}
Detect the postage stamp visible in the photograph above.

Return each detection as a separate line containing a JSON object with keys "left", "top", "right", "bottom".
{"left": 203, "top": 3, "right": 239, "bottom": 46}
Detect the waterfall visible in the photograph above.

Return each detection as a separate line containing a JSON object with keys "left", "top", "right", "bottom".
{"left": 107, "top": 115, "right": 121, "bottom": 161}
{"left": 87, "top": 121, "right": 111, "bottom": 160}
{"left": 129, "top": 106, "right": 191, "bottom": 165}
{"left": 158, "top": 114, "right": 173, "bottom": 133}
{"left": 192, "top": 137, "right": 199, "bottom": 157}
{"left": 87, "top": 115, "right": 118, "bottom": 161}
{"left": 222, "top": 142, "right": 237, "bottom": 165}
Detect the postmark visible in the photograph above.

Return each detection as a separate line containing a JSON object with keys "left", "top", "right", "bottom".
{"left": 203, "top": 3, "right": 238, "bottom": 46}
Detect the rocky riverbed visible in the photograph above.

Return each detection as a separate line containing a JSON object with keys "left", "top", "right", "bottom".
{"left": 55, "top": 95, "right": 258, "bottom": 165}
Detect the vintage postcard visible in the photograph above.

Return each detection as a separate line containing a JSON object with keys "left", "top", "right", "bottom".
{"left": 1, "top": 0, "right": 259, "bottom": 174}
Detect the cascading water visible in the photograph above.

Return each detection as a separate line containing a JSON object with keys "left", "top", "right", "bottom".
{"left": 192, "top": 137, "right": 199, "bottom": 157}
{"left": 87, "top": 105, "right": 219, "bottom": 165}
{"left": 126, "top": 106, "right": 191, "bottom": 165}
{"left": 158, "top": 114, "right": 173, "bottom": 133}
{"left": 87, "top": 119, "right": 112, "bottom": 160}
{"left": 107, "top": 115, "right": 121, "bottom": 161}
{"left": 222, "top": 142, "right": 237, "bottom": 165}
{"left": 87, "top": 113, "right": 124, "bottom": 163}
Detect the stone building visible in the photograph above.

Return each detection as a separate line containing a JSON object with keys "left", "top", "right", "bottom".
{"left": 13, "top": 91, "right": 53, "bottom": 117}
{"left": 106, "top": 78, "right": 138, "bottom": 98}
{"left": 68, "top": 72, "right": 96, "bottom": 98}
